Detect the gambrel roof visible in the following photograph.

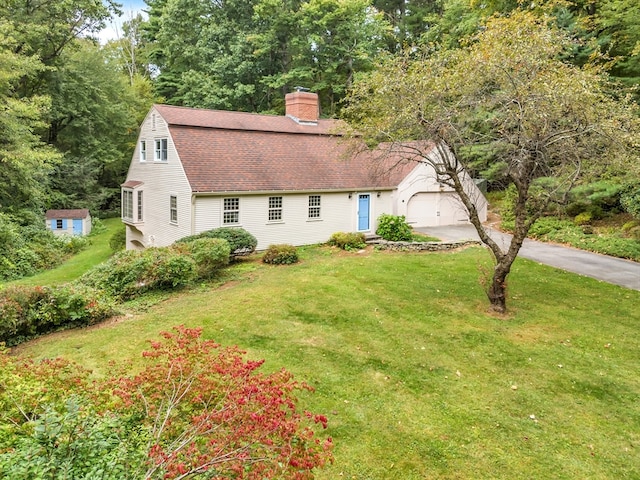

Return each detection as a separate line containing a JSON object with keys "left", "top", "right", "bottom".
{"left": 152, "top": 104, "right": 424, "bottom": 194}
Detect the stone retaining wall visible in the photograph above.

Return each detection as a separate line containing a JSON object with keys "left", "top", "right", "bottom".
{"left": 366, "top": 239, "right": 481, "bottom": 252}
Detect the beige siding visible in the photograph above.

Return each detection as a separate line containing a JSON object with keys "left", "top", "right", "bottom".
{"left": 396, "top": 162, "right": 487, "bottom": 227}
{"left": 194, "top": 192, "right": 391, "bottom": 250}
{"left": 124, "top": 107, "right": 193, "bottom": 249}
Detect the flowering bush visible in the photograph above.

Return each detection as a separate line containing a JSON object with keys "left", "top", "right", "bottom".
{"left": 0, "top": 327, "right": 332, "bottom": 479}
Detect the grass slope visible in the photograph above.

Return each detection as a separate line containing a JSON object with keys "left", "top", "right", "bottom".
{"left": 9, "top": 218, "right": 123, "bottom": 286}
{"left": 17, "top": 246, "right": 640, "bottom": 479}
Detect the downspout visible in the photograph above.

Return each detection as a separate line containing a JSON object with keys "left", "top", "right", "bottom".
{"left": 191, "top": 193, "right": 196, "bottom": 235}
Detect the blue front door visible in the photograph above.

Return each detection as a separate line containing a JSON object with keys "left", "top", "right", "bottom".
{"left": 358, "top": 194, "right": 370, "bottom": 231}
{"left": 72, "top": 219, "right": 83, "bottom": 235}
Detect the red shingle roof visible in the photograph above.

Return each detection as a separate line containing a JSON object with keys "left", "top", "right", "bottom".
{"left": 154, "top": 105, "right": 425, "bottom": 193}
{"left": 45, "top": 209, "right": 90, "bottom": 219}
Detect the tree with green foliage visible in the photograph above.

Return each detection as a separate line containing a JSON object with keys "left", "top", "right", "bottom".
{"left": 344, "top": 11, "right": 640, "bottom": 313}
{"left": 142, "top": 0, "right": 388, "bottom": 114}
{"left": 0, "top": 22, "right": 61, "bottom": 212}
{"left": 46, "top": 40, "right": 154, "bottom": 213}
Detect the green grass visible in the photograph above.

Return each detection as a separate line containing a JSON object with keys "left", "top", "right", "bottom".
{"left": 8, "top": 218, "right": 123, "bottom": 286}
{"left": 16, "top": 245, "right": 640, "bottom": 479}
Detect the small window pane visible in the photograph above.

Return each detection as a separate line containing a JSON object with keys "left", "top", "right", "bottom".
{"left": 56, "top": 219, "right": 63, "bottom": 229}
{"left": 155, "top": 138, "right": 168, "bottom": 161}
{"left": 223, "top": 197, "right": 239, "bottom": 224}
{"left": 268, "top": 196, "right": 282, "bottom": 221}
{"left": 170, "top": 195, "right": 177, "bottom": 223}
{"left": 137, "top": 190, "right": 143, "bottom": 221}
{"left": 122, "top": 190, "right": 133, "bottom": 220}
{"left": 308, "top": 195, "right": 321, "bottom": 219}
{"left": 140, "top": 140, "right": 146, "bottom": 161}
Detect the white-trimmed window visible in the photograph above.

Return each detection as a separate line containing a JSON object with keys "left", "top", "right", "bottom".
{"left": 268, "top": 196, "right": 282, "bottom": 221}
{"left": 140, "top": 140, "right": 147, "bottom": 161}
{"left": 56, "top": 219, "right": 63, "bottom": 229}
{"left": 122, "top": 190, "right": 133, "bottom": 221}
{"left": 308, "top": 195, "right": 321, "bottom": 219}
{"left": 170, "top": 195, "right": 178, "bottom": 224}
{"left": 155, "top": 138, "right": 168, "bottom": 161}
{"left": 137, "top": 190, "right": 143, "bottom": 221}
{"left": 223, "top": 197, "right": 240, "bottom": 224}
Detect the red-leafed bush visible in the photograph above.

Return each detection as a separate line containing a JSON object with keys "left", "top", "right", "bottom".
{"left": 0, "top": 327, "right": 332, "bottom": 479}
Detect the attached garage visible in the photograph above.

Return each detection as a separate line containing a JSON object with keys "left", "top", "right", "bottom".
{"left": 406, "top": 192, "right": 469, "bottom": 227}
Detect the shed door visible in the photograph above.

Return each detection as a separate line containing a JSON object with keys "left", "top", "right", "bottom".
{"left": 73, "top": 219, "right": 83, "bottom": 235}
{"left": 358, "top": 194, "right": 370, "bottom": 231}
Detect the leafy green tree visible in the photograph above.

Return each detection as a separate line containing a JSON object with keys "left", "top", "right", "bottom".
{"left": 344, "top": 11, "right": 640, "bottom": 313}
{"left": 143, "top": 0, "right": 388, "bottom": 114}
{"left": 45, "top": 40, "right": 153, "bottom": 213}
{"left": 0, "top": 21, "right": 61, "bottom": 212}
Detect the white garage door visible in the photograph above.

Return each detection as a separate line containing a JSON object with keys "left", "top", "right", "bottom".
{"left": 406, "top": 192, "right": 469, "bottom": 227}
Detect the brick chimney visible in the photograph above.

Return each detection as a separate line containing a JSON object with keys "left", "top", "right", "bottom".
{"left": 285, "top": 90, "right": 319, "bottom": 124}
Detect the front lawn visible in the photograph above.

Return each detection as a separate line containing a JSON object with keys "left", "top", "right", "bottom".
{"left": 17, "top": 246, "right": 640, "bottom": 479}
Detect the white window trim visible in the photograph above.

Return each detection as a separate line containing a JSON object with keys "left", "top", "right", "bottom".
{"left": 137, "top": 190, "right": 143, "bottom": 222}
{"left": 122, "top": 189, "right": 134, "bottom": 222}
{"left": 155, "top": 138, "right": 168, "bottom": 162}
{"left": 223, "top": 197, "right": 240, "bottom": 225}
{"left": 170, "top": 195, "right": 178, "bottom": 224}
{"left": 267, "top": 196, "right": 283, "bottom": 223}
{"left": 308, "top": 194, "right": 321, "bottom": 221}
{"left": 139, "top": 140, "right": 147, "bottom": 162}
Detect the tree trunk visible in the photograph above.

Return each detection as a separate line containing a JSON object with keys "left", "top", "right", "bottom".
{"left": 486, "top": 255, "right": 516, "bottom": 314}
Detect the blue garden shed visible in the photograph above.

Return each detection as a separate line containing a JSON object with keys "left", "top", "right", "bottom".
{"left": 45, "top": 209, "right": 92, "bottom": 236}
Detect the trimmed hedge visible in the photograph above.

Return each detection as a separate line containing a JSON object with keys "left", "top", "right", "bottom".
{"left": 177, "top": 227, "right": 257, "bottom": 257}
{"left": 262, "top": 244, "right": 299, "bottom": 265}
{"left": 0, "top": 285, "right": 116, "bottom": 346}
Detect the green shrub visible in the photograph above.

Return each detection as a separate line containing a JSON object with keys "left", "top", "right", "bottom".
{"left": 527, "top": 217, "right": 576, "bottom": 238}
{"left": 328, "top": 232, "right": 366, "bottom": 250}
{"left": 0, "top": 214, "right": 89, "bottom": 281}
{"left": 0, "top": 285, "right": 115, "bottom": 346}
{"left": 60, "top": 234, "right": 91, "bottom": 255}
{"left": 565, "top": 201, "right": 588, "bottom": 217}
{"left": 262, "top": 244, "right": 299, "bottom": 264}
{"left": 574, "top": 211, "right": 592, "bottom": 226}
{"left": 81, "top": 248, "right": 197, "bottom": 300}
{"left": 109, "top": 227, "right": 126, "bottom": 252}
{"left": 376, "top": 214, "right": 412, "bottom": 241}
{"left": 177, "top": 227, "right": 257, "bottom": 257}
{"left": 620, "top": 183, "right": 640, "bottom": 219}
{"left": 174, "top": 238, "right": 231, "bottom": 278}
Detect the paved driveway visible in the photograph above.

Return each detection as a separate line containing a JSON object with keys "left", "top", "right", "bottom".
{"left": 417, "top": 224, "right": 640, "bottom": 291}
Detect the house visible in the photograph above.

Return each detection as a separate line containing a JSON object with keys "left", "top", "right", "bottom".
{"left": 45, "top": 209, "right": 92, "bottom": 236}
{"left": 121, "top": 91, "right": 487, "bottom": 250}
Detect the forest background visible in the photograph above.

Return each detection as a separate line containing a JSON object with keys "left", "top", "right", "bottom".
{"left": 1, "top": 0, "right": 639, "bottom": 280}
